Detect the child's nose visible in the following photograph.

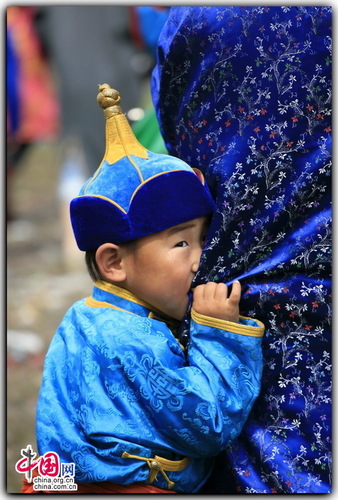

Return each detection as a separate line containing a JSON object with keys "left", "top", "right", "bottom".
{"left": 191, "top": 248, "right": 202, "bottom": 273}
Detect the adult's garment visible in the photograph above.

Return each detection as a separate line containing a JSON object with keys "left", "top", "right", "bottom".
{"left": 36, "top": 282, "right": 264, "bottom": 493}
{"left": 152, "top": 6, "right": 332, "bottom": 493}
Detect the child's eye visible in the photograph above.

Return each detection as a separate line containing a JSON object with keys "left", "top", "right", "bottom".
{"left": 175, "top": 241, "right": 188, "bottom": 248}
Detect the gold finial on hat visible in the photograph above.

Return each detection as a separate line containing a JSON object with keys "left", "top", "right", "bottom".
{"left": 97, "top": 84, "right": 123, "bottom": 118}
{"left": 96, "top": 83, "right": 148, "bottom": 165}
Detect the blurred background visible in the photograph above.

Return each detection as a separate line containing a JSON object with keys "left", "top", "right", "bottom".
{"left": 6, "top": 6, "right": 169, "bottom": 492}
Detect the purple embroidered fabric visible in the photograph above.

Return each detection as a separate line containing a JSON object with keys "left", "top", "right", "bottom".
{"left": 152, "top": 6, "right": 332, "bottom": 493}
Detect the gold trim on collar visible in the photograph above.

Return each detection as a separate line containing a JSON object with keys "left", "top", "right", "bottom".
{"left": 94, "top": 282, "right": 175, "bottom": 324}
{"left": 148, "top": 311, "right": 180, "bottom": 331}
{"left": 95, "top": 281, "right": 153, "bottom": 308}
{"left": 85, "top": 297, "right": 136, "bottom": 315}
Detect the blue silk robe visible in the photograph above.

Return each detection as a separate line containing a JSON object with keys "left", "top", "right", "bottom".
{"left": 151, "top": 6, "right": 332, "bottom": 493}
{"left": 37, "top": 281, "right": 264, "bottom": 493}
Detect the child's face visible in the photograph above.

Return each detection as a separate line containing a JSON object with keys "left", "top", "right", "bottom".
{"left": 123, "top": 216, "right": 209, "bottom": 321}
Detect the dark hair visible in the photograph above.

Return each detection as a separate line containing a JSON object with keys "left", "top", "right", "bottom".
{"left": 85, "top": 249, "right": 102, "bottom": 282}
{"left": 85, "top": 240, "right": 137, "bottom": 282}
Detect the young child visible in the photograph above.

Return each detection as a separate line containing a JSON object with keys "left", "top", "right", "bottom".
{"left": 31, "top": 84, "right": 264, "bottom": 494}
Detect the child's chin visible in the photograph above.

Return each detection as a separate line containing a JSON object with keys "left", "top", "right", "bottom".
{"left": 163, "top": 297, "right": 189, "bottom": 321}
{"left": 175, "top": 304, "right": 189, "bottom": 322}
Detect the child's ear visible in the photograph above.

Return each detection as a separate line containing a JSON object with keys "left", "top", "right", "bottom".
{"left": 95, "top": 243, "right": 127, "bottom": 283}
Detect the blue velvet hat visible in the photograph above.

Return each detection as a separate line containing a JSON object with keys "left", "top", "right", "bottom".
{"left": 70, "top": 84, "right": 216, "bottom": 251}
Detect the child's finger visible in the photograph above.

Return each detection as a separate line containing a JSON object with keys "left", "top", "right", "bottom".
{"left": 193, "top": 284, "right": 206, "bottom": 302}
{"left": 214, "top": 282, "right": 228, "bottom": 301}
{"left": 228, "top": 280, "right": 241, "bottom": 303}
{"left": 203, "top": 281, "right": 218, "bottom": 300}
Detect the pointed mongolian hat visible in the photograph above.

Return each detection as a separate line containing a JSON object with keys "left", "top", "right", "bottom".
{"left": 70, "top": 84, "right": 216, "bottom": 251}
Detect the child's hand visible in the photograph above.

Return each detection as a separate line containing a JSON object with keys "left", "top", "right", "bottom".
{"left": 192, "top": 281, "right": 241, "bottom": 323}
